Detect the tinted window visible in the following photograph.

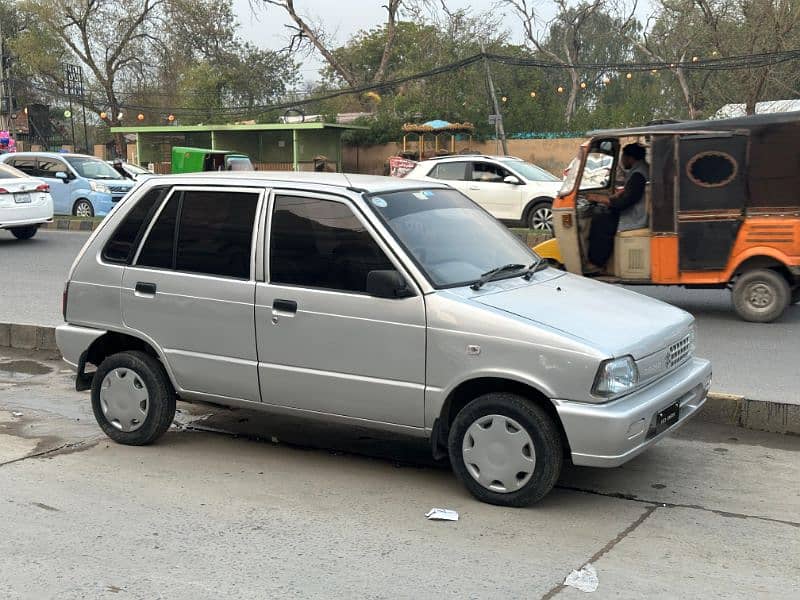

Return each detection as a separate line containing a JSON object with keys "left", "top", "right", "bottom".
{"left": 430, "top": 162, "right": 467, "bottom": 181}
{"left": 137, "top": 193, "right": 179, "bottom": 270}
{"left": 103, "top": 188, "right": 166, "bottom": 264}
{"left": 39, "top": 158, "right": 69, "bottom": 178}
{"left": 64, "top": 156, "right": 123, "bottom": 180}
{"left": 270, "top": 196, "right": 393, "bottom": 293}
{"left": 6, "top": 157, "right": 36, "bottom": 176}
{"left": 175, "top": 190, "right": 259, "bottom": 278}
{"left": 0, "top": 164, "right": 25, "bottom": 179}
{"left": 471, "top": 162, "right": 509, "bottom": 183}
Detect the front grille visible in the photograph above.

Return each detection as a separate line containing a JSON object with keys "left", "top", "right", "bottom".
{"left": 109, "top": 185, "right": 129, "bottom": 193}
{"left": 667, "top": 334, "right": 692, "bottom": 369}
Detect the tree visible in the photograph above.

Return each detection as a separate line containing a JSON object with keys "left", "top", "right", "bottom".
{"left": 20, "top": 0, "right": 166, "bottom": 153}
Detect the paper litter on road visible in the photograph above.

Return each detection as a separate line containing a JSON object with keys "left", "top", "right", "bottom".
{"left": 11, "top": 412, "right": 23, "bottom": 417}
{"left": 425, "top": 508, "right": 459, "bottom": 521}
{"left": 564, "top": 563, "right": 598, "bottom": 592}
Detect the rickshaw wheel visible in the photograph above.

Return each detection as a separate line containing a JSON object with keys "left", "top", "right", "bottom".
{"left": 732, "top": 269, "right": 791, "bottom": 323}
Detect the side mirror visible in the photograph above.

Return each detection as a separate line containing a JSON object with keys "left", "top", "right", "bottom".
{"left": 366, "top": 270, "right": 414, "bottom": 299}
{"left": 55, "top": 171, "right": 69, "bottom": 180}
{"left": 503, "top": 175, "right": 523, "bottom": 185}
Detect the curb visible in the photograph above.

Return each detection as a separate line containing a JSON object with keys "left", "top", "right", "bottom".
{"left": 40, "top": 219, "right": 99, "bottom": 232}
{"left": 1, "top": 322, "right": 797, "bottom": 435}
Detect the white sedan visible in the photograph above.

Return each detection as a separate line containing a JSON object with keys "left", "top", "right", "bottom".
{"left": 0, "top": 162, "right": 54, "bottom": 240}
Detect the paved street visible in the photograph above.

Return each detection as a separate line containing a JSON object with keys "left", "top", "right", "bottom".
{"left": 0, "top": 348, "right": 798, "bottom": 599}
{"left": 2, "top": 229, "right": 797, "bottom": 403}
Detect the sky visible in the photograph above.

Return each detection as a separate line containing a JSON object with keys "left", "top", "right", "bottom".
{"left": 232, "top": 0, "right": 521, "bottom": 82}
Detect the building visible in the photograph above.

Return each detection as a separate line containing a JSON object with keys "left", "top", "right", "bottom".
{"left": 110, "top": 122, "right": 366, "bottom": 173}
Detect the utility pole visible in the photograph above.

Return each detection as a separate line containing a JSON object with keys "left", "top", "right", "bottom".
{"left": 481, "top": 41, "right": 508, "bottom": 156}
{"left": 0, "top": 18, "right": 7, "bottom": 133}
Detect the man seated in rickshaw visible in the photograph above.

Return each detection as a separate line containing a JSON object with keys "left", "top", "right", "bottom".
{"left": 586, "top": 143, "right": 649, "bottom": 273}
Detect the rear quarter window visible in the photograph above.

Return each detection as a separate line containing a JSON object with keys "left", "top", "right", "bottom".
{"left": 102, "top": 188, "right": 169, "bottom": 264}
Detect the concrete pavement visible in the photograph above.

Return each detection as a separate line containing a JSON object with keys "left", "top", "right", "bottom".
{"left": 0, "top": 348, "right": 798, "bottom": 599}
{"left": 1, "top": 229, "right": 798, "bottom": 404}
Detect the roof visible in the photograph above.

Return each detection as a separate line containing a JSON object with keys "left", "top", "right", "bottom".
{"left": 150, "top": 171, "right": 450, "bottom": 194}
{"left": 7, "top": 151, "right": 100, "bottom": 159}
{"left": 587, "top": 111, "right": 800, "bottom": 137}
{"left": 714, "top": 99, "right": 800, "bottom": 119}
{"left": 418, "top": 154, "right": 524, "bottom": 163}
{"left": 110, "top": 122, "right": 367, "bottom": 134}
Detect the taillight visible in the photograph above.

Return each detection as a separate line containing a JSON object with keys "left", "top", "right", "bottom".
{"left": 62, "top": 281, "right": 70, "bottom": 320}
{"left": 0, "top": 188, "right": 8, "bottom": 194}
{"left": 36, "top": 184, "right": 50, "bottom": 192}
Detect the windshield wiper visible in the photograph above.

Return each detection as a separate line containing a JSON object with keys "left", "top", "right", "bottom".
{"left": 471, "top": 263, "right": 526, "bottom": 290}
{"left": 522, "top": 257, "right": 549, "bottom": 280}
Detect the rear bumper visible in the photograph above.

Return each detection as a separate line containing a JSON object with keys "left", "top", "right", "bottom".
{"left": 553, "top": 357, "right": 712, "bottom": 467}
{"left": 56, "top": 323, "right": 106, "bottom": 369}
{"left": 0, "top": 199, "right": 54, "bottom": 228}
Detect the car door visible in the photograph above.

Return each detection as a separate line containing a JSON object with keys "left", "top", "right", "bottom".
{"left": 467, "top": 161, "right": 522, "bottom": 219}
{"left": 254, "top": 191, "right": 427, "bottom": 428}
{"left": 36, "top": 157, "right": 72, "bottom": 214}
{"left": 121, "top": 185, "right": 264, "bottom": 402}
{"left": 427, "top": 161, "right": 470, "bottom": 196}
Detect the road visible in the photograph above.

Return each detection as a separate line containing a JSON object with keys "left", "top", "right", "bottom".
{"left": 1, "top": 228, "right": 798, "bottom": 403}
{"left": 0, "top": 348, "right": 798, "bottom": 599}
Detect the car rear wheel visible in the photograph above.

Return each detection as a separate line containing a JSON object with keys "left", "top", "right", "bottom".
{"left": 448, "top": 392, "right": 562, "bottom": 507}
{"left": 732, "top": 269, "right": 791, "bottom": 323}
{"left": 73, "top": 199, "right": 94, "bottom": 218}
{"left": 91, "top": 351, "right": 175, "bottom": 445}
{"left": 792, "top": 286, "right": 800, "bottom": 305}
{"left": 527, "top": 200, "right": 553, "bottom": 232}
{"left": 9, "top": 225, "right": 38, "bottom": 240}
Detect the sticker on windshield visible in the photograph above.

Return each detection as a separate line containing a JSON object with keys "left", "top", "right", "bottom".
{"left": 372, "top": 197, "right": 388, "bottom": 208}
{"left": 413, "top": 190, "right": 434, "bottom": 200}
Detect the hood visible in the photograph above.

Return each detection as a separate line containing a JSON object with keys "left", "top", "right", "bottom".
{"left": 464, "top": 271, "right": 693, "bottom": 359}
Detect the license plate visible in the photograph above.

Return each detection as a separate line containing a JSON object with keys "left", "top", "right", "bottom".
{"left": 14, "top": 193, "right": 31, "bottom": 203}
{"left": 655, "top": 402, "right": 680, "bottom": 434}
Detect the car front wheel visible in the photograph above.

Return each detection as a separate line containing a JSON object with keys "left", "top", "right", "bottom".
{"left": 10, "top": 225, "right": 38, "bottom": 240}
{"left": 527, "top": 200, "right": 553, "bottom": 232}
{"left": 91, "top": 351, "right": 176, "bottom": 445}
{"left": 73, "top": 199, "right": 94, "bottom": 218}
{"left": 448, "top": 392, "right": 563, "bottom": 507}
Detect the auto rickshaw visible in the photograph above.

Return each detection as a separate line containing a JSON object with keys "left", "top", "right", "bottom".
{"left": 534, "top": 112, "right": 800, "bottom": 322}
{"left": 171, "top": 146, "right": 254, "bottom": 173}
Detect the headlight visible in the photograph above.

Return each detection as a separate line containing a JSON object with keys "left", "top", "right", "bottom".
{"left": 90, "top": 181, "right": 110, "bottom": 194}
{"left": 593, "top": 356, "right": 639, "bottom": 398}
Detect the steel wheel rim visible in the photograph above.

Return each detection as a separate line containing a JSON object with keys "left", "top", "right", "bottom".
{"left": 100, "top": 368, "right": 149, "bottom": 432}
{"left": 462, "top": 414, "right": 536, "bottom": 493}
{"left": 531, "top": 207, "right": 553, "bottom": 231}
{"left": 75, "top": 202, "right": 92, "bottom": 218}
{"left": 747, "top": 282, "right": 774, "bottom": 310}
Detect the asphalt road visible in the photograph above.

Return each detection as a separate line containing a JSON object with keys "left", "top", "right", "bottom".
{"left": 0, "top": 229, "right": 798, "bottom": 403}
{"left": 0, "top": 348, "right": 798, "bottom": 599}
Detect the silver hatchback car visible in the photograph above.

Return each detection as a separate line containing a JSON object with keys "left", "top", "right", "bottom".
{"left": 57, "top": 173, "right": 711, "bottom": 506}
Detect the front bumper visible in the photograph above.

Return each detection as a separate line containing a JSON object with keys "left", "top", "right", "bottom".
{"left": 88, "top": 191, "right": 115, "bottom": 216}
{"left": 553, "top": 357, "right": 712, "bottom": 467}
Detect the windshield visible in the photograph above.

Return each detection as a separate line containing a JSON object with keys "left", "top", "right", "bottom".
{"left": 66, "top": 157, "right": 124, "bottom": 180}
{"left": 226, "top": 156, "right": 254, "bottom": 171}
{"left": 501, "top": 159, "right": 559, "bottom": 182}
{"left": 559, "top": 157, "right": 580, "bottom": 195}
{"left": 125, "top": 163, "right": 150, "bottom": 175}
{"left": 366, "top": 188, "right": 536, "bottom": 288}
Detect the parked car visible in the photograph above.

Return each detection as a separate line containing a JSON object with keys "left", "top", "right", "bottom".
{"left": 0, "top": 152, "right": 136, "bottom": 217}
{"left": 107, "top": 160, "right": 154, "bottom": 181}
{"left": 0, "top": 162, "right": 53, "bottom": 239}
{"left": 57, "top": 172, "right": 711, "bottom": 506}
{"left": 406, "top": 155, "right": 562, "bottom": 231}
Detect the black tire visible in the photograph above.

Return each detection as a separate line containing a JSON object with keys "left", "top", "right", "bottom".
{"left": 792, "top": 286, "right": 800, "bottom": 305}
{"left": 526, "top": 199, "right": 553, "bottom": 232}
{"left": 91, "top": 351, "right": 176, "bottom": 445}
{"left": 10, "top": 225, "right": 38, "bottom": 240}
{"left": 448, "top": 392, "right": 563, "bottom": 507}
{"left": 732, "top": 268, "right": 791, "bottom": 323}
{"left": 72, "top": 199, "right": 94, "bottom": 218}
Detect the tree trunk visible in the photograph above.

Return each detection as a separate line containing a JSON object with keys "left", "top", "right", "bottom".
{"left": 675, "top": 67, "right": 697, "bottom": 119}
{"left": 565, "top": 67, "right": 579, "bottom": 125}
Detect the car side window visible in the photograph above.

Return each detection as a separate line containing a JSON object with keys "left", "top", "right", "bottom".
{"left": 429, "top": 161, "right": 467, "bottom": 181}
{"left": 270, "top": 195, "right": 394, "bottom": 293}
{"left": 471, "top": 162, "right": 509, "bottom": 183}
{"left": 175, "top": 190, "right": 259, "bottom": 279}
{"left": 7, "top": 157, "right": 36, "bottom": 176}
{"left": 38, "top": 158, "right": 68, "bottom": 178}
{"left": 103, "top": 187, "right": 168, "bottom": 264}
{"left": 136, "top": 189, "right": 260, "bottom": 279}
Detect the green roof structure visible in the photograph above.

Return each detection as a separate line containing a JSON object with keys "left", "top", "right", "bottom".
{"left": 111, "top": 122, "right": 367, "bottom": 173}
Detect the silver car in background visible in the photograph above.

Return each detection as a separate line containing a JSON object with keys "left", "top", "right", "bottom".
{"left": 56, "top": 173, "right": 711, "bottom": 506}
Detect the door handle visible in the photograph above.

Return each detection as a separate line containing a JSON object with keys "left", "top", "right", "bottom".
{"left": 468, "top": 185, "right": 480, "bottom": 190}
{"left": 272, "top": 299, "right": 297, "bottom": 314}
{"left": 135, "top": 282, "right": 157, "bottom": 296}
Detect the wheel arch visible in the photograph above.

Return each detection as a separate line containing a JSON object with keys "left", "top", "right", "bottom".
{"left": 522, "top": 195, "right": 554, "bottom": 221}
{"left": 81, "top": 331, "right": 174, "bottom": 392}
{"left": 431, "top": 376, "right": 570, "bottom": 460}
{"left": 730, "top": 252, "right": 794, "bottom": 286}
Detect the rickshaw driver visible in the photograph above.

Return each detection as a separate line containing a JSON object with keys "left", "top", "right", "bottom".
{"left": 586, "top": 143, "right": 649, "bottom": 274}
